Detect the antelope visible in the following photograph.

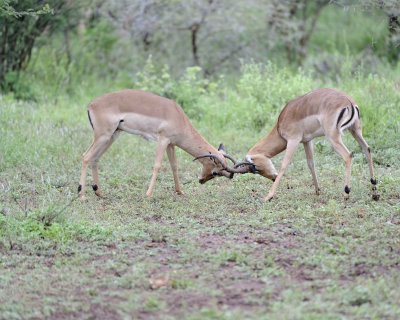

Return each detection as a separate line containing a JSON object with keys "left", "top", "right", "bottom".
{"left": 229, "top": 88, "right": 380, "bottom": 202}
{"left": 78, "top": 89, "right": 237, "bottom": 199}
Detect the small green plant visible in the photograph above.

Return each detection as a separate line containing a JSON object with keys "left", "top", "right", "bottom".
{"left": 144, "top": 297, "right": 161, "bottom": 311}
{"left": 342, "top": 286, "right": 372, "bottom": 306}
{"left": 170, "top": 277, "right": 193, "bottom": 289}
{"left": 0, "top": 200, "right": 113, "bottom": 250}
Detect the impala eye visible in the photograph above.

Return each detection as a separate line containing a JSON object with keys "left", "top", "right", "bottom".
{"left": 212, "top": 171, "right": 218, "bottom": 176}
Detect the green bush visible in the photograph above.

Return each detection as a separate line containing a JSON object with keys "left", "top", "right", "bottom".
{"left": 18, "top": 20, "right": 120, "bottom": 101}
{"left": 133, "top": 57, "right": 219, "bottom": 120}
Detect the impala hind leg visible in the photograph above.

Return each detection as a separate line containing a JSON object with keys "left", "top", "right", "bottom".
{"left": 166, "top": 144, "right": 183, "bottom": 195}
{"left": 349, "top": 127, "right": 380, "bottom": 200}
{"left": 265, "top": 140, "right": 300, "bottom": 202}
{"left": 79, "top": 135, "right": 114, "bottom": 199}
{"left": 303, "top": 141, "right": 320, "bottom": 195}
{"left": 146, "top": 137, "right": 170, "bottom": 198}
{"left": 328, "top": 134, "right": 352, "bottom": 200}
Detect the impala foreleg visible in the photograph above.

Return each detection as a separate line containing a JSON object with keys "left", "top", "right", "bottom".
{"left": 265, "top": 140, "right": 300, "bottom": 202}
{"left": 93, "top": 131, "right": 121, "bottom": 197}
{"left": 146, "top": 137, "right": 170, "bottom": 198}
{"left": 91, "top": 160, "right": 102, "bottom": 197}
{"left": 167, "top": 144, "right": 183, "bottom": 195}
{"left": 79, "top": 135, "right": 113, "bottom": 199}
{"left": 303, "top": 141, "right": 320, "bottom": 195}
{"left": 79, "top": 159, "right": 89, "bottom": 200}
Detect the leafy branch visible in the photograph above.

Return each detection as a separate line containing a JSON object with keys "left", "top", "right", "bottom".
{"left": 0, "top": 1, "right": 53, "bottom": 18}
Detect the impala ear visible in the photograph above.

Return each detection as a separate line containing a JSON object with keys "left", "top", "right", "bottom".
{"left": 218, "top": 143, "right": 225, "bottom": 152}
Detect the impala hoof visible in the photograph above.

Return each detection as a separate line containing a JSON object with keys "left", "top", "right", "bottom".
{"left": 146, "top": 192, "right": 153, "bottom": 198}
{"left": 176, "top": 190, "right": 184, "bottom": 195}
{"left": 94, "top": 191, "right": 104, "bottom": 198}
{"left": 372, "top": 193, "right": 380, "bottom": 201}
{"left": 264, "top": 194, "right": 274, "bottom": 202}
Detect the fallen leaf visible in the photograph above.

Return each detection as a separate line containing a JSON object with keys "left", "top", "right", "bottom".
{"left": 149, "top": 274, "right": 170, "bottom": 289}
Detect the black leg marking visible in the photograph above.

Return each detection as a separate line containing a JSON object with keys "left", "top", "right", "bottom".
{"left": 370, "top": 178, "right": 380, "bottom": 200}
{"left": 344, "top": 185, "right": 351, "bottom": 194}
{"left": 78, "top": 184, "right": 82, "bottom": 193}
{"left": 367, "top": 147, "right": 371, "bottom": 153}
{"left": 92, "top": 184, "right": 98, "bottom": 191}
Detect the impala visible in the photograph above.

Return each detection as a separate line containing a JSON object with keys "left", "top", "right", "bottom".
{"left": 229, "top": 88, "right": 380, "bottom": 202}
{"left": 78, "top": 89, "right": 236, "bottom": 199}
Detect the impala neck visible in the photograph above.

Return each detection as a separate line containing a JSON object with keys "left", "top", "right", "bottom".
{"left": 177, "top": 125, "right": 219, "bottom": 159}
{"left": 249, "top": 125, "right": 287, "bottom": 158}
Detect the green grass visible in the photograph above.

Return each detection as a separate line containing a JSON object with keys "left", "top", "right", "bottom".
{"left": 311, "top": 6, "right": 388, "bottom": 56}
{"left": 1, "top": 63, "right": 400, "bottom": 319}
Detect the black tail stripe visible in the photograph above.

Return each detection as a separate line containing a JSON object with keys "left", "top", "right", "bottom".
{"left": 87, "top": 110, "right": 94, "bottom": 129}
{"left": 355, "top": 106, "right": 360, "bottom": 118}
{"left": 337, "top": 108, "right": 346, "bottom": 128}
{"left": 341, "top": 105, "right": 355, "bottom": 128}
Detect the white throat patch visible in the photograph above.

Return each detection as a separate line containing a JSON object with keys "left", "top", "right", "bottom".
{"left": 245, "top": 155, "right": 254, "bottom": 163}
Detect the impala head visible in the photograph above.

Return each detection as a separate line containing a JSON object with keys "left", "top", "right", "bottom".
{"left": 194, "top": 144, "right": 237, "bottom": 184}
{"left": 249, "top": 155, "right": 278, "bottom": 181}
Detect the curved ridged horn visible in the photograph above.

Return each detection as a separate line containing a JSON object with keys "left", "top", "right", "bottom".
{"left": 234, "top": 161, "right": 254, "bottom": 168}
{"left": 220, "top": 161, "right": 256, "bottom": 174}
{"left": 223, "top": 165, "right": 251, "bottom": 174}
{"left": 193, "top": 154, "right": 226, "bottom": 168}
{"left": 223, "top": 154, "right": 237, "bottom": 165}
{"left": 217, "top": 143, "right": 237, "bottom": 165}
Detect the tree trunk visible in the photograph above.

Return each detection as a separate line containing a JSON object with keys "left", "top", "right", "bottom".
{"left": 388, "top": 14, "right": 400, "bottom": 63}
{"left": 191, "top": 23, "right": 200, "bottom": 66}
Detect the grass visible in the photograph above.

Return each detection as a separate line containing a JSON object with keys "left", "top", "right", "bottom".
{"left": 1, "top": 64, "right": 400, "bottom": 319}
{"left": 311, "top": 5, "right": 388, "bottom": 56}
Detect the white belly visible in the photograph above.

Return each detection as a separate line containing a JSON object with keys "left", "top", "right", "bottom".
{"left": 301, "top": 115, "right": 325, "bottom": 142}
{"left": 118, "top": 114, "right": 163, "bottom": 141}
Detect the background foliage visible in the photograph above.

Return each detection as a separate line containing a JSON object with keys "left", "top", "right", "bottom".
{"left": 1, "top": 0, "right": 399, "bottom": 98}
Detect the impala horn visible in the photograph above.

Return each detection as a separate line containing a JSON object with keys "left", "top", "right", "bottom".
{"left": 217, "top": 143, "right": 237, "bottom": 165}
{"left": 222, "top": 161, "right": 257, "bottom": 174}
{"left": 193, "top": 154, "right": 227, "bottom": 168}
{"left": 223, "top": 154, "right": 237, "bottom": 165}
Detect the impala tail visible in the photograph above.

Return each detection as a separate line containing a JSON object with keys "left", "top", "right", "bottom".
{"left": 336, "top": 103, "right": 360, "bottom": 131}
{"left": 87, "top": 109, "right": 94, "bottom": 129}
